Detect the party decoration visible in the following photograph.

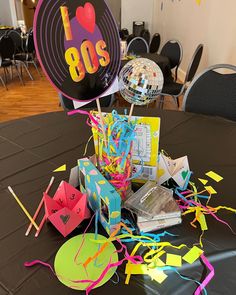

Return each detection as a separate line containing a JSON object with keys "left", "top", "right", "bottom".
{"left": 198, "top": 178, "right": 208, "bottom": 185}
{"left": 34, "top": 0, "right": 121, "bottom": 102}
{"left": 53, "top": 164, "right": 66, "bottom": 172}
{"left": 205, "top": 171, "right": 223, "bottom": 182}
{"left": 8, "top": 186, "right": 39, "bottom": 231}
{"left": 54, "top": 233, "right": 118, "bottom": 290}
{"left": 78, "top": 158, "right": 121, "bottom": 235}
{"left": 25, "top": 177, "right": 55, "bottom": 236}
{"left": 131, "top": 116, "right": 161, "bottom": 182}
{"left": 158, "top": 153, "right": 190, "bottom": 188}
{"left": 91, "top": 111, "right": 136, "bottom": 200}
{"left": 119, "top": 58, "right": 164, "bottom": 106}
{"left": 44, "top": 181, "right": 90, "bottom": 237}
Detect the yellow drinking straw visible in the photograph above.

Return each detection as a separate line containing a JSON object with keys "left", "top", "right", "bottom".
{"left": 8, "top": 186, "right": 39, "bottom": 231}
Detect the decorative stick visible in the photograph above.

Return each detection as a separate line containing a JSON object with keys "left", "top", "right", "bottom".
{"left": 128, "top": 103, "right": 134, "bottom": 122}
{"left": 96, "top": 98, "right": 107, "bottom": 147}
{"left": 35, "top": 215, "right": 46, "bottom": 238}
{"left": 25, "top": 177, "right": 55, "bottom": 236}
{"left": 8, "top": 186, "right": 39, "bottom": 231}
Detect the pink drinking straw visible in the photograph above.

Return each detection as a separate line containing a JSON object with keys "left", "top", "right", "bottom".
{"left": 25, "top": 177, "right": 55, "bottom": 236}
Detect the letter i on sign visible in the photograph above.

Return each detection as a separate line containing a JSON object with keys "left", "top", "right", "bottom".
{"left": 60, "top": 6, "right": 73, "bottom": 41}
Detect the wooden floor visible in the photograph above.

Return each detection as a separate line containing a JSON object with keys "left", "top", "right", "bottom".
{"left": 0, "top": 65, "right": 182, "bottom": 123}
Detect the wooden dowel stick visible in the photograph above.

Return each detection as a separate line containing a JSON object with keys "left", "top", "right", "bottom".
{"left": 128, "top": 103, "right": 134, "bottom": 122}
{"left": 96, "top": 98, "right": 107, "bottom": 147}
{"left": 25, "top": 177, "right": 55, "bottom": 236}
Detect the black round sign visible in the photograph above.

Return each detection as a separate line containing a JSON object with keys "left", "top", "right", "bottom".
{"left": 34, "top": 0, "right": 121, "bottom": 102}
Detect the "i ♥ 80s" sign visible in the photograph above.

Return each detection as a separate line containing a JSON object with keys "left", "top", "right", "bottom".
{"left": 34, "top": 0, "right": 121, "bottom": 102}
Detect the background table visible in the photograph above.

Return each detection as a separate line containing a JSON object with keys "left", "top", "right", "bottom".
{"left": 0, "top": 108, "right": 236, "bottom": 295}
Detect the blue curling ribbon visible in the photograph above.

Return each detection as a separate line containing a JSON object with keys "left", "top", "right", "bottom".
{"left": 158, "top": 266, "right": 207, "bottom": 295}
{"left": 120, "top": 231, "right": 177, "bottom": 243}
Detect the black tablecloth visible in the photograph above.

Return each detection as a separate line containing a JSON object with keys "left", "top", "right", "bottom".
{"left": 0, "top": 108, "right": 236, "bottom": 295}
{"left": 121, "top": 53, "right": 172, "bottom": 81}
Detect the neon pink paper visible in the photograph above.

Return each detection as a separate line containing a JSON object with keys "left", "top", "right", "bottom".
{"left": 44, "top": 181, "right": 90, "bottom": 237}
{"left": 194, "top": 254, "right": 214, "bottom": 295}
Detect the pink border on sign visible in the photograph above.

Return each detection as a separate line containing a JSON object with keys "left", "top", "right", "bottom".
{"left": 33, "top": 0, "right": 121, "bottom": 103}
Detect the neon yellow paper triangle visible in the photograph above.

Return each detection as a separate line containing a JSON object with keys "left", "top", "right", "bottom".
{"left": 53, "top": 164, "right": 66, "bottom": 172}
{"left": 196, "top": 0, "right": 201, "bottom": 5}
{"left": 205, "top": 186, "right": 217, "bottom": 195}
{"left": 198, "top": 178, "right": 208, "bottom": 185}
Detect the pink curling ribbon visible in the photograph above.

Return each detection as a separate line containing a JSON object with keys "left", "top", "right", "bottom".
{"left": 24, "top": 260, "right": 55, "bottom": 274}
{"left": 194, "top": 254, "right": 214, "bottom": 295}
{"left": 68, "top": 109, "right": 99, "bottom": 126}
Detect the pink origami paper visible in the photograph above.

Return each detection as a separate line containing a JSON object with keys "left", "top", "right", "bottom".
{"left": 44, "top": 181, "right": 90, "bottom": 237}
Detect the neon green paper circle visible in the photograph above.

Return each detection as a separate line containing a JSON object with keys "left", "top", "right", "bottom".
{"left": 54, "top": 233, "right": 118, "bottom": 290}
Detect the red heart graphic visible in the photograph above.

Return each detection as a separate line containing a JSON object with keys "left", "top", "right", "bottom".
{"left": 76, "top": 2, "right": 96, "bottom": 34}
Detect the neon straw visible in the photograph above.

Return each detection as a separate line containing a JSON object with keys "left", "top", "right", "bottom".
{"left": 35, "top": 215, "right": 46, "bottom": 238}
{"left": 8, "top": 186, "right": 39, "bottom": 231}
{"left": 25, "top": 177, "right": 55, "bottom": 236}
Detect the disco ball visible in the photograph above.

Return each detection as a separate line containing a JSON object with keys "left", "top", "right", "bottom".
{"left": 119, "top": 58, "right": 164, "bottom": 106}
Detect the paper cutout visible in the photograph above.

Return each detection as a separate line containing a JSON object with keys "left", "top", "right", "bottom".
{"left": 195, "top": 254, "right": 215, "bottom": 295}
{"left": 198, "top": 211, "right": 208, "bottom": 231}
{"left": 78, "top": 158, "right": 121, "bottom": 235}
{"left": 206, "top": 171, "right": 223, "bottom": 182}
{"left": 183, "top": 246, "right": 203, "bottom": 264}
{"left": 44, "top": 181, "right": 90, "bottom": 237}
{"left": 53, "top": 164, "right": 66, "bottom": 172}
{"left": 54, "top": 233, "right": 118, "bottom": 290}
{"left": 166, "top": 253, "right": 182, "bottom": 267}
{"left": 158, "top": 154, "right": 190, "bottom": 188}
{"left": 204, "top": 186, "right": 217, "bottom": 195}
{"left": 198, "top": 178, "right": 208, "bottom": 185}
{"left": 125, "top": 263, "right": 168, "bottom": 284}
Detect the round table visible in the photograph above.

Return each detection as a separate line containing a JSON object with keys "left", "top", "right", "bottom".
{"left": 0, "top": 108, "right": 235, "bottom": 295}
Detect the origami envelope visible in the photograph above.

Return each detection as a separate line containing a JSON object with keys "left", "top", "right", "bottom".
{"left": 44, "top": 181, "right": 90, "bottom": 237}
{"left": 158, "top": 154, "right": 190, "bottom": 188}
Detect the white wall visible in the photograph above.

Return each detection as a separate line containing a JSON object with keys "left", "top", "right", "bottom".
{"left": 0, "top": 0, "right": 17, "bottom": 26}
{"left": 106, "top": 0, "right": 121, "bottom": 28}
{"left": 154, "top": 0, "right": 236, "bottom": 81}
{"left": 121, "top": 0, "right": 154, "bottom": 34}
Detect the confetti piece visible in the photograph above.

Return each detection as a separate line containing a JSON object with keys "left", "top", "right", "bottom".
{"left": 166, "top": 253, "right": 182, "bottom": 267}
{"left": 198, "top": 212, "right": 208, "bottom": 231}
{"left": 198, "top": 178, "right": 208, "bottom": 185}
{"left": 53, "top": 164, "right": 66, "bottom": 172}
{"left": 125, "top": 264, "right": 168, "bottom": 284}
{"left": 204, "top": 186, "right": 217, "bottom": 195}
{"left": 206, "top": 171, "right": 223, "bottom": 182}
{"left": 183, "top": 246, "right": 203, "bottom": 264}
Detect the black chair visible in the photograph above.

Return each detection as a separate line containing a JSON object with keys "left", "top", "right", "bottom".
{"left": 126, "top": 34, "right": 135, "bottom": 45}
{"left": 159, "top": 44, "right": 204, "bottom": 109}
{"left": 127, "top": 37, "right": 149, "bottom": 55}
{"left": 59, "top": 93, "right": 115, "bottom": 111}
{"left": 183, "top": 64, "right": 236, "bottom": 121}
{"left": 8, "top": 30, "right": 24, "bottom": 54}
{"left": 120, "top": 28, "right": 129, "bottom": 40}
{"left": 149, "top": 33, "right": 161, "bottom": 54}
{"left": 0, "top": 54, "right": 7, "bottom": 90}
{"left": 133, "top": 21, "right": 145, "bottom": 37}
{"left": 160, "top": 39, "right": 183, "bottom": 81}
{"left": 0, "top": 35, "right": 24, "bottom": 86}
{"left": 141, "top": 29, "right": 151, "bottom": 45}
{"left": 15, "top": 31, "right": 41, "bottom": 77}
